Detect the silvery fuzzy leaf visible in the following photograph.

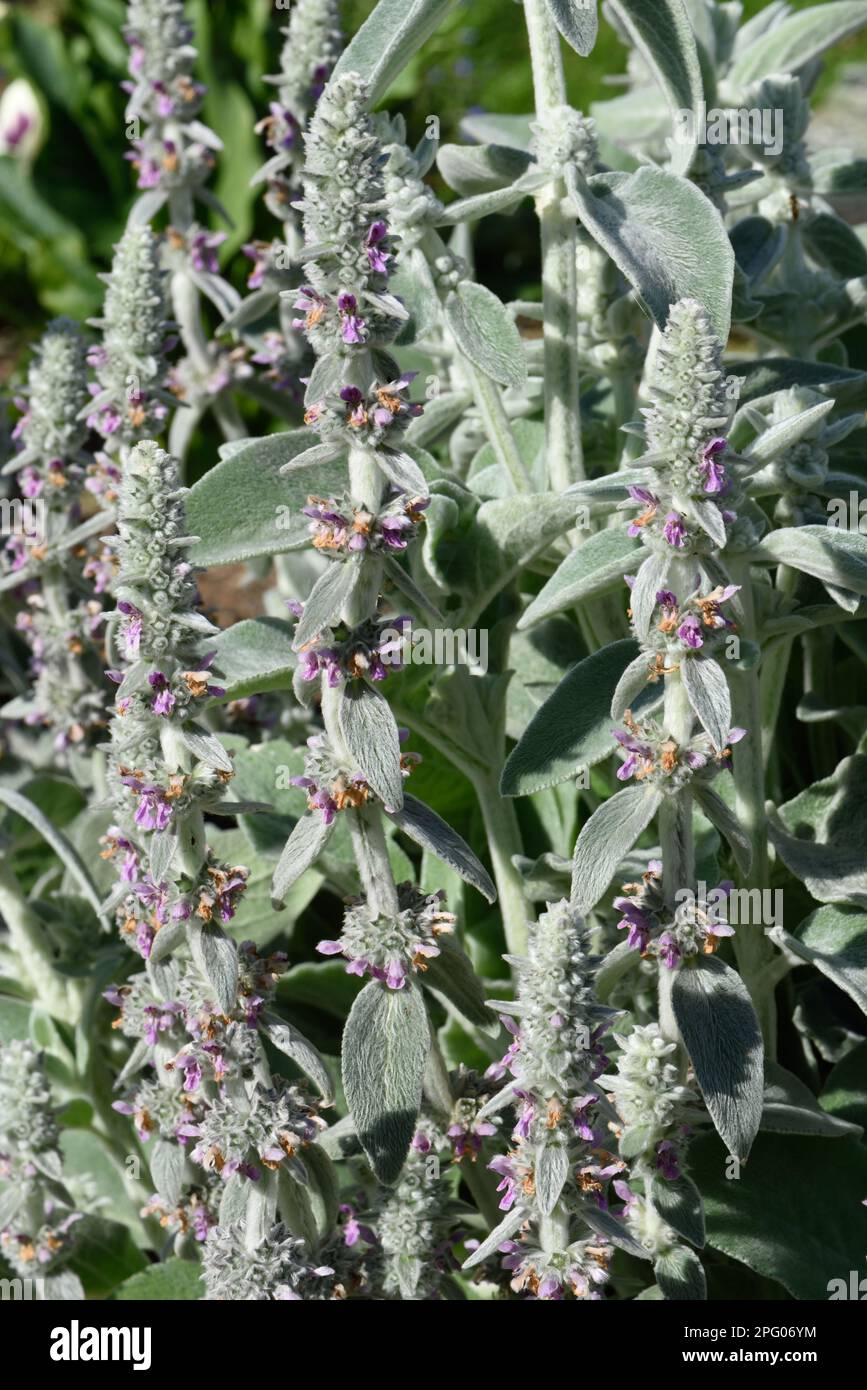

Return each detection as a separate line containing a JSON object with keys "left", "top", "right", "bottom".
{"left": 222, "top": 287, "right": 280, "bottom": 333}
{"left": 151, "top": 1138, "right": 186, "bottom": 1206}
{"left": 331, "top": 0, "right": 458, "bottom": 108}
{"left": 187, "top": 268, "right": 241, "bottom": 319}
{"left": 648, "top": 1172, "right": 705, "bottom": 1248}
{"left": 727, "top": 1, "right": 867, "bottom": 89}
{"left": 127, "top": 188, "right": 169, "bottom": 226}
{"left": 375, "top": 448, "right": 428, "bottom": 495}
{"left": 342, "top": 979, "right": 431, "bottom": 1186}
{"left": 148, "top": 916, "right": 186, "bottom": 965}
{"left": 761, "top": 1060, "right": 862, "bottom": 1139}
{"left": 0, "top": 1186, "right": 26, "bottom": 1229}
{"left": 382, "top": 555, "right": 445, "bottom": 624}
{"left": 277, "top": 1169, "right": 318, "bottom": 1251}
{"left": 744, "top": 399, "right": 835, "bottom": 462}
{"left": 437, "top": 142, "right": 534, "bottom": 196}
{"left": 565, "top": 166, "right": 734, "bottom": 342}
{"left": 279, "top": 442, "right": 345, "bottom": 473}
{"left": 564, "top": 467, "right": 654, "bottom": 503}
{"left": 271, "top": 814, "right": 335, "bottom": 909}
{"left": 292, "top": 558, "right": 362, "bottom": 650}
{"left": 691, "top": 497, "right": 728, "bottom": 549}
{"left": 596, "top": 938, "right": 641, "bottom": 1002}
{"left": 730, "top": 215, "right": 785, "bottom": 283}
{"left": 421, "top": 933, "right": 498, "bottom": 1033}
{"left": 604, "top": 0, "right": 703, "bottom": 175}
{"left": 219, "top": 1174, "right": 249, "bottom": 1227}
{"left": 262, "top": 1011, "right": 333, "bottom": 1102}
{"left": 771, "top": 906, "right": 867, "bottom": 1018}
{"left": 338, "top": 682, "right": 404, "bottom": 812}
{"left": 206, "top": 617, "right": 298, "bottom": 702}
{"left": 116, "top": 1037, "right": 150, "bottom": 1087}
{"left": 147, "top": 829, "right": 177, "bottom": 887}
{"left": 692, "top": 784, "right": 752, "bottom": 875}
{"left": 172, "top": 611, "right": 221, "bottom": 636}
{"left": 822, "top": 581, "right": 861, "bottom": 614}
{"left": 436, "top": 174, "right": 546, "bottom": 224}
{"left": 502, "top": 639, "right": 662, "bottom": 796}
{"left": 180, "top": 725, "right": 233, "bottom": 774}
{"left": 671, "top": 955, "right": 764, "bottom": 1162}
{"left": 681, "top": 656, "right": 731, "bottom": 750}
{"left": 385, "top": 793, "right": 495, "bottom": 901}
{"left": 535, "top": 1141, "right": 570, "bottom": 1216}
{"left": 462, "top": 1206, "right": 527, "bottom": 1269}
{"left": 517, "top": 529, "right": 639, "bottom": 628}
{"left": 544, "top": 0, "right": 599, "bottom": 56}
{"left": 611, "top": 652, "right": 654, "bottom": 721}
{"left": 630, "top": 550, "right": 670, "bottom": 641}
{"left": 0, "top": 786, "right": 105, "bottom": 923}
{"left": 303, "top": 352, "right": 346, "bottom": 407}
{"left": 750, "top": 526, "right": 867, "bottom": 598}
{"left": 187, "top": 919, "right": 238, "bottom": 1015}
{"left": 362, "top": 290, "right": 410, "bottom": 322}
{"left": 571, "top": 783, "right": 663, "bottom": 912}
{"left": 654, "top": 1246, "right": 707, "bottom": 1300}
{"left": 459, "top": 112, "right": 535, "bottom": 153}
{"left": 444, "top": 282, "right": 528, "bottom": 390}
{"left": 580, "top": 1203, "right": 652, "bottom": 1259}
{"left": 42, "top": 1271, "right": 86, "bottom": 1301}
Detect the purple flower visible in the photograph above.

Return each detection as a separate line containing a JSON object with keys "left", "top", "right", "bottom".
{"left": 613, "top": 896, "right": 652, "bottom": 951}
{"left": 148, "top": 670, "right": 176, "bottom": 716}
{"left": 655, "top": 1140, "right": 681, "bottom": 1180}
{"left": 627, "top": 485, "right": 659, "bottom": 536}
{"left": 121, "top": 776, "right": 173, "bottom": 832}
{"left": 489, "top": 1153, "right": 520, "bottom": 1211}
{"left": 700, "top": 437, "right": 728, "bottom": 494}
{"left": 337, "top": 293, "right": 366, "bottom": 344}
{"left": 663, "top": 511, "right": 687, "bottom": 548}
{"left": 117, "top": 601, "right": 143, "bottom": 658}
{"left": 657, "top": 931, "right": 680, "bottom": 969}
{"left": 190, "top": 230, "right": 227, "bottom": 275}
{"left": 677, "top": 614, "right": 703, "bottom": 649}
{"left": 366, "top": 221, "right": 390, "bottom": 274}
{"left": 613, "top": 728, "right": 654, "bottom": 781}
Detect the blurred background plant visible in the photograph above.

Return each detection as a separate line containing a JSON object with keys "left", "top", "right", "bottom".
{"left": 3, "top": 0, "right": 866, "bottom": 372}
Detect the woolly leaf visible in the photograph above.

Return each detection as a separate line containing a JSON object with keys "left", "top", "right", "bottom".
{"left": 671, "top": 955, "right": 764, "bottom": 1162}
{"left": 331, "top": 0, "right": 459, "bottom": 107}
{"left": 342, "top": 979, "right": 430, "bottom": 1185}
{"left": 385, "top": 794, "right": 496, "bottom": 901}
{"left": 605, "top": 0, "right": 704, "bottom": 175}
{"left": 271, "top": 814, "right": 335, "bottom": 909}
{"left": 654, "top": 1246, "right": 707, "bottom": 1300}
{"left": 338, "top": 681, "right": 405, "bottom": 812}
{"left": 445, "top": 282, "right": 528, "bottom": 390}
{"left": 681, "top": 656, "right": 731, "bottom": 751}
{"left": 544, "top": 0, "right": 599, "bottom": 56}
{"left": 188, "top": 919, "right": 238, "bottom": 1015}
{"left": 517, "top": 529, "right": 639, "bottom": 628}
{"left": 571, "top": 783, "right": 662, "bottom": 911}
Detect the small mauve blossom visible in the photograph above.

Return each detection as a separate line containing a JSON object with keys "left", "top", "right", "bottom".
{"left": 148, "top": 670, "right": 176, "bottom": 715}
{"left": 613, "top": 896, "right": 652, "bottom": 950}
{"left": 677, "top": 614, "right": 703, "bottom": 648}
{"left": 663, "top": 511, "right": 687, "bottom": 548}
{"left": 655, "top": 1140, "right": 681, "bottom": 1180}
{"left": 657, "top": 931, "right": 680, "bottom": 969}
{"left": 121, "top": 775, "right": 173, "bottom": 832}
{"left": 337, "top": 292, "right": 366, "bottom": 344}
{"left": 117, "top": 600, "right": 143, "bottom": 657}
{"left": 700, "top": 437, "right": 727, "bottom": 493}
{"left": 613, "top": 727, "right": 654, "bottom": 781}
{"left": 366, "top": 221, "right": 390, "bottom": 274}
{"left": 190, "top": 230, "right": 227, "bottom": 274}
{"left": 626, "top": 485, "right": 659, "bottom": 535}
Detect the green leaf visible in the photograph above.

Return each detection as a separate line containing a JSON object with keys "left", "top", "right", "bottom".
{"left": 777, "top": 905, "right": 867, "bottom": 1018}
{"left": 750, "top": 526, "right": 867, "bottom": 599}
{"left": 445, "top": 282, "right": 527, "bottom": 390}
{"left": 385, "top": 794, "right": 496, "bottom": 902}
{"left": 421, "top": 933, "right": 497, "bottom": 1033}
{"left": 115, "top": 1258, "right": 203, "bottom": 1301}
{"left": 262, "top": 1010, "right": 334, "bottom": 1102}
{"left": 186, "top": 431, "right": 346, "bottom": 567}
{"left": 188, "top": 919, "right": 238, "bottom": 1015}
{"left": 207, "top": 619, "right": 297, "bottom": 700}
{"left": 67, "top": 1216, "right": 147, "bottom": 1298}
{"left": 293, "top": 558, "right": 362, "bottom": 650}
{"left": 654, "top": 1246, "right": 707, "bottom": 1300}
{"left": 342, "top": 979, "right": 431, "bottom": 1185}
{"left": 768, "top": 754, "right": 867, "bottom": 907}
{"left": 0, "top": 786, "right": 105, "bottom": 922}
{"left": 605, "top": 0, "right": 704, "bottom": 175}
{"left": 338, "top": 682, "right": 405, "bottom": 812}
{"left": 761, "top": 1060, "right": 862, "bottom": 1139}
{"left": 271, "top": 813, "right": 334, "bottom": 909}
{"left": 692, "top": 784, "right": 752, "bottom": 876}
{"left": 502, "top": 639, "right": 660, "bottom": 795}
{"left": 517, "top": 529, "right": 639, "bottom": 628}
{"left": 821, "top": 1041, "right": 867, "bottom": 1131}
{"left": 681, "top": 656, "right": 731, "bottom": 751}
{"left": 571, "top": 783, "right": 663, "bottom": 912}
{"left": 671, "top": 956, "right": 764, "bottom": 1162}
{"left": 689, "top": 1131, "right": 867, "bottom": 1300}
{"left": 544, "top": 0, "right": 599, "bottom": 56}
{"left": 566, "top": 165, "right": 734, "bottom": 342}
{"left": 437, "top": 143, "right": 533, "bottom": 196}
{"left": 649, "top": 1173, "right": 705, "bottom": 1248}
{"left": 728, "top": 2, "right": 867, "bottom": 89}
{"left": 331, "top": 0, "right": 459, "bottom": 106}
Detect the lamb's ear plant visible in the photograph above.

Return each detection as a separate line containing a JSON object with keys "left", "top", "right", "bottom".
{"left": 2, "top": 0, "right": 867, "bottom": 1303}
